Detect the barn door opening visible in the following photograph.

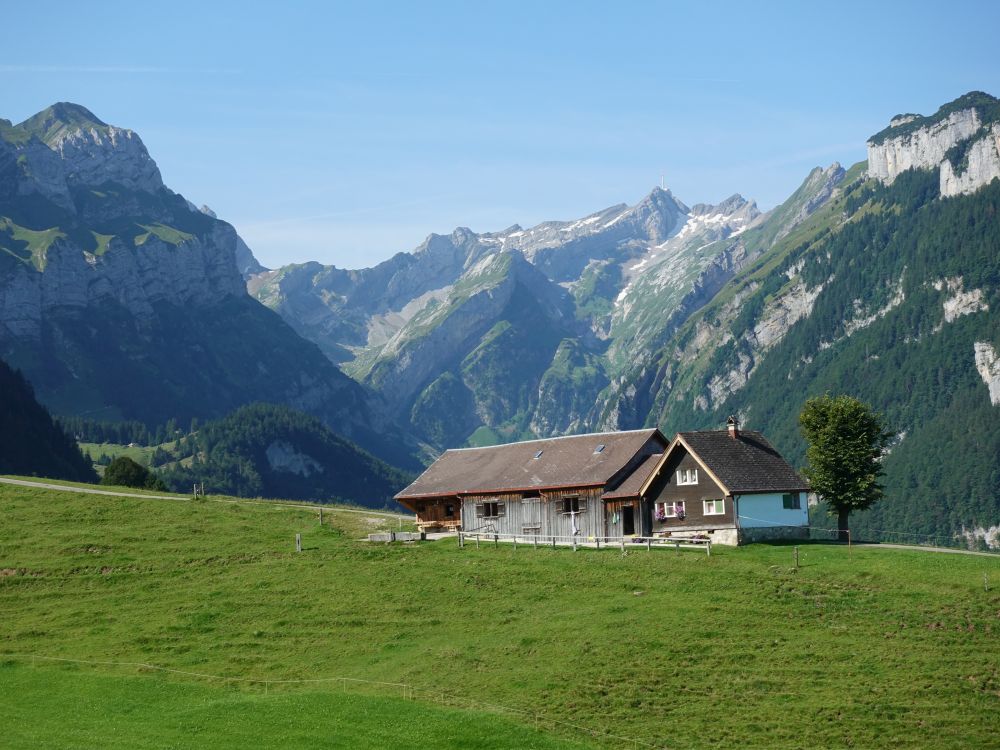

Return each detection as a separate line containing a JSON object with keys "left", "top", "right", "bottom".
{"left": 622, "top": 505, "right": 636, "bottom": 535}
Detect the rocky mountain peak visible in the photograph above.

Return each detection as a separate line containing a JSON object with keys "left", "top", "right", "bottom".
{"left": 19, "top": 102, "right": 109, "bottom": 142}
{"left": 18, "top": 102, "right": 163, "bottom": 193}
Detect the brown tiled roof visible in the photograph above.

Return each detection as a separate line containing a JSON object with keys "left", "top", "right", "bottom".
{"left": 602, "top": 453, "right": 662, "bottom": 499}
{"left": 678, "top": 430, "right": 809, "bottom": 494}
{"left": 395, "top": 429, "right": 665, "bottom": 500}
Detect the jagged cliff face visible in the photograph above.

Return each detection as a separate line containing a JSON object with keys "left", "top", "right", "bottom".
{"left": 867, "top": 109, "right": 981, "bottom": 184}
{"left": 0, "top": 103, "right": 410, "bottom": 467}
{"left": 867, "top": 91, "right": 1000, "bottom": 198}
{"left": 940, "top": 123, "right": 1000, "bottom": 197}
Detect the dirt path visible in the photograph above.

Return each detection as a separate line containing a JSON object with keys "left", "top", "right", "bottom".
{"left": 0, "top": 476, "right": 412, "bottom": 520}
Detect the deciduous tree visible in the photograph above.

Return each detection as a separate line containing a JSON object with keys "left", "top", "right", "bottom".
{"left": 799, "top": 394, "right": 894, "bottom": 542}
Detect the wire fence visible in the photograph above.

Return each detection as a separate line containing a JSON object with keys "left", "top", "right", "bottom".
{"left": 738, "top": 512, "right": 1000, "bottom": 555}
{"left": 4, "top": 653, "right": 660, "bottom": 748}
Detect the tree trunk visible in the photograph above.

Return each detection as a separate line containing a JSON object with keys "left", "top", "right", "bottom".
{"left": 837, "top": 507, "right": 851, "bottom": 544}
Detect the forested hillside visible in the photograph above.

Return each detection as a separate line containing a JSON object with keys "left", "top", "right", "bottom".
{"left": 0, "top": 357, "right": 95, "bottom": 482}
{"left": 158, "top": 404, "right": 411, "bottom": 507}
{"left": 650, "top": 168, "right": 1000, "bottom": 545}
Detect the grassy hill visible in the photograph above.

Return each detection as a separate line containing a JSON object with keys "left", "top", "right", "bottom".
{"left": 1, "top": 479, "right": 998, "bottom": 748}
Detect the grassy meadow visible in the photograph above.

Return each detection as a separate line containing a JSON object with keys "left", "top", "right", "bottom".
{"left": 1, "top": 479, "right": 998, "bottom": 748}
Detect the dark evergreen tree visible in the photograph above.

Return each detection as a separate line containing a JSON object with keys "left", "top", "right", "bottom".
{"left": 0, "top": 358, "right": 96, "bottom": 482}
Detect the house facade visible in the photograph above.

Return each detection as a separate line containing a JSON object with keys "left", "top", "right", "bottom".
{"left": 395, "top": 418, "right": 809, "bottom": 546}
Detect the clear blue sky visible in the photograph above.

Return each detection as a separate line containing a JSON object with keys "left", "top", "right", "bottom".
{"left": 4, "top": 1, "right": 999, "bottom": 269}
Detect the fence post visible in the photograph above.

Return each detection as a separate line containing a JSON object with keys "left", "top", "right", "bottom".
{"left": 551, "top": 536, "right": 556, "bottom": 549}
{"left": 476, "top": 534, "right": 480, "bottom": 550}
{"left": 646, "top": 538, "right": 651, "bottom": 552}
{"left": 494, "top": 534, "right": 498, "bottom": 549}
{"left": 620, "top": 537, "right": 626, "bottom": 553}
{"left": 533, "top": 534, "right": 537, "bottom": 550}
{"left": 319, "top": 507, "right": 323, "bottom": 525}
{"left": 513, "top": 536, "right": 518, "bottom": 551}
{"left": 794, "top": 546, "right": 799, "bottom": 569}
{"left": 295, "top": 533, "right": 302, "bottom": 553}
{"left": 572, "top": 535, "right": 577, "bottom": 552}
{"left": 596, "top": 537, "right": 600, "bottom": 550}
{"left": 458, "top": 531, "right": 464, "bottom": 548}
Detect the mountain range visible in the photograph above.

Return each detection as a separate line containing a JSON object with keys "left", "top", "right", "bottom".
{"left": 1, "top": 93, "right": 998, "bottom": 543}
{"left": 0, "top": 103, "right": 417, "bottom": 471}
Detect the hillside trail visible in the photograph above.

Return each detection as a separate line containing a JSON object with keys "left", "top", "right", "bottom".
{"left": 0, "top": 477, "right": 411, "bottom": 520}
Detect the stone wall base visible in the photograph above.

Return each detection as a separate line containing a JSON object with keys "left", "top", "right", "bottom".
{"left": 738, "top": 525, "right": 809, "bottom": 544}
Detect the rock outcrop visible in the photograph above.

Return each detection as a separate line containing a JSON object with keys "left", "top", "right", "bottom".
{"left": 974, "top": 342, "right": 1000, "bottom": 406}
{"left": 867, "top": 92, "right": 1000, "bottom": 197}
{"left": 867, "top": 108, "right": 981, "bottom": 184}
{"left": 940, "top": 123, "right": 1000, "bottom": 197}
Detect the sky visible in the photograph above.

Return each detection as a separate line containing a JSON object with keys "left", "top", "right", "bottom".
{"left": 4, "top": 1, "right": 1000, "bottom": 270}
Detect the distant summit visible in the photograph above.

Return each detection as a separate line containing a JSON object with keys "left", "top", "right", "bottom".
{"left": 19, "top": 102, "right": 109, "bottom": 143}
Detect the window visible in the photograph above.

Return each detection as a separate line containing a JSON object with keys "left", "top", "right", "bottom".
{"left": 476, "top": 501, "right": 506, "bottom": 518}
{"left": 703, "top": 499, "right": 725, "bottom": 515}
{"left": 560, "top": 496, "right": 587, "bottom": 514}
{"left": 676, "top": 468, "right": 698, "bottom": 485}
{"left": 533, "top": 450, "right": 544, "bottom": 459}
{"left": 782, "top": 493, "right": 801, "bottom": 510}
{"left": 656, "top": 501, "right": 685, "bottom": 520}
{"left": 593, "top": 443, "right": 605, "bottom": 454}
{"left": 445, "top": 504, "right": 455, "bottom": 517}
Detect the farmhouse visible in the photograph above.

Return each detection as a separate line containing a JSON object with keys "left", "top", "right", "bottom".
{"left": 395, "top": 418, "right": 809, "bottom": 545}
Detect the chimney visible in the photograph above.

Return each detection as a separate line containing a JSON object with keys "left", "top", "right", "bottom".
{"left": 727, "top": 415, "right": 739, "bottom": 439}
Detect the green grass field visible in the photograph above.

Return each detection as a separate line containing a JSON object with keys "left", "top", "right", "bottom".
{"left": 1, "top": 480, "right": 998, "bottom": 748}
{"left": 79, "top": 441, "right": 159, "bottom": 466}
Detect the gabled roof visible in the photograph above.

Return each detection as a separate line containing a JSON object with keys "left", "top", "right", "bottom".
{"left": 674, "top": 430, "right": 809, "bottom": 494}
{"left": 395, "top": 429, "right": 665, "bottom": 500}
{"left": 602, "top": 453, "right": 662, "bottom": 500}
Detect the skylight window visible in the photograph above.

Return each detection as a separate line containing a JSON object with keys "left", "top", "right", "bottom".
{"left": 594, "top": 444, "right": 605, "bottom": 454}
{"left": 533, "top": 450, "right": 543, "bottom": 459}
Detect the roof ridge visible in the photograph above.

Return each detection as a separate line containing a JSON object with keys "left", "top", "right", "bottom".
{"left": 679, "top": 428, "right": 766, "bottom": 436}
{"left": 444, "top": 428, "right": 658, "bottom": 452}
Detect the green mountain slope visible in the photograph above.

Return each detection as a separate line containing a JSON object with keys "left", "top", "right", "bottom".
{"left": 649, "top": 163, "right": 1000, "bottom": 545}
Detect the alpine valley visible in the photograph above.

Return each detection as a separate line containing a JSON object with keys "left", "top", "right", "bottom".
{"left": 2, "top": 93, "right": 999, "bottom": 543}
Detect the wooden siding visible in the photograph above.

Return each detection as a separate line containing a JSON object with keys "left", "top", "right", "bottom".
{"left": 603, "top": 499, "right": 642, "bottom": 537}
{"left": 647, "top": 446, "right": 735, "bottom": 532}
{"left": 460, "top": 487, "right": 606, "bottom": 538}
{"left": 412, "top": 497, "right": 461, "bottom": 529}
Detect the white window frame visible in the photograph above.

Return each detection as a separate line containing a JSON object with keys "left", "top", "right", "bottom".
{"left": 703, "top": 498, "right": 725, "bottom": 515}
{"left": 676, "top": 468, "right": 698, "bottom": 485}
{"left": 657, "top": 501, "right": 685, "bottom": 518}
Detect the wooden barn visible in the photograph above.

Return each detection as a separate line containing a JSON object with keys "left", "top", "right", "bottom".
{"left": 395, "top": 418, "right": 809, "bottom": 546}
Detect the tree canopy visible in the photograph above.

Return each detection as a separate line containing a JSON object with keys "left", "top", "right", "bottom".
{"left": 799, "top": 394, "right": 894, "bottom": 540}
{"left": 101, "top": 456, "right": 166, "bottom": 491}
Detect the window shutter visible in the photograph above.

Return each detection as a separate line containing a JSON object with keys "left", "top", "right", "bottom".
{"left": 497, "top": 502, "right": 506, "bottom": 517}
